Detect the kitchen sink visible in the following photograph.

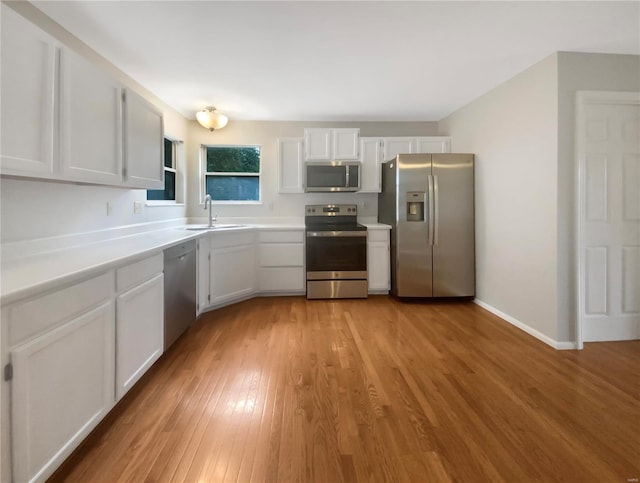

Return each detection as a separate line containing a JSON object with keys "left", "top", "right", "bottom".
{"left": 184, "top": 224, "right": 244, "bottom": 231}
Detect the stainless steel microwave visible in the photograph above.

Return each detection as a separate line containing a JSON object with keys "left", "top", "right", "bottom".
{"left": 304, "top": 161, "right": 361, "bottom": 192}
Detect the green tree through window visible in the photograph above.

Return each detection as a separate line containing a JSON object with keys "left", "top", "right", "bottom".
{"left": 204, "top": 146, "right": 260, "bottom": 201}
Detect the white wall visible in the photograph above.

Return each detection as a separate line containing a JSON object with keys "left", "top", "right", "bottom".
{"left": 439, "top": 54, "right": 560, "bottom": 342}
{"left": 556, "top": 52, "right": 640, "bottom": 342}
{"left": 0, "top": 2, "right": 190, "bottom": 243}
{"left": 186, "top": 121, "right": 438, "bottom": 222}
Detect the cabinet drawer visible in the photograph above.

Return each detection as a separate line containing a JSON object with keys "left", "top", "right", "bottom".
{"left": 210, "top": 230, "right": 256, "bottom": 249}
{"left": 258, "top": 267, "right": 305, "bottom": 292}
{"left": 368, "top": 229, "right": 390, "bottom": 242}
{"left": 259, "top": 243, "right": 304, "bottom": 267}
{"left": 258, "top": 230, "right": 304, "bottom": 243}
{"left": 116, "top": 253, "right": 163, "bottom": 293}
{"left": 6, "top": 271, "right": 114, "bottom": 348}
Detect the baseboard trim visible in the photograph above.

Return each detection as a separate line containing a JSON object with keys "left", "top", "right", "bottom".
{"left": 473, "top": 299, "right": 577, "bottom": 351}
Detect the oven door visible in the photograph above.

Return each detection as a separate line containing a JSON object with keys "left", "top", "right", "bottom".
{"left": 306, "top": 230, "right": 367, "bottom": 279}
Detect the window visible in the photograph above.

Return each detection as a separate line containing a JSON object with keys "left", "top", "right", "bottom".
{"left": 203, "top": 145, "right": 261, "bottom": 202}
{"left": 147, "top": 137, "right": 177, "bottom": 201}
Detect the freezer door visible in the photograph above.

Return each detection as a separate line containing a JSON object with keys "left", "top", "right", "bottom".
{"left": 395, "top": 154, "right": 433, "bottom": 297}
{"left": 432, "top": 154, "right": 475, "bottom": 297}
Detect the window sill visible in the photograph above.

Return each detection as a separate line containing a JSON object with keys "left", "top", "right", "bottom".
{"left": 202, "top": 201, "right": 263, "bottom": 206}
{"left": 145, "top": 201, "right": 185, "bottom": 207}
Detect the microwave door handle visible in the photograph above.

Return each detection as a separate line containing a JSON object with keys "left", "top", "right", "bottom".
{"left": 345, "top": 167, "right": 349, "bottom": 188}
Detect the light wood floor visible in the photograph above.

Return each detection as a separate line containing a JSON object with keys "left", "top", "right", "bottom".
{"left": 49, "top": 296, "right": 639, "bottom": 482}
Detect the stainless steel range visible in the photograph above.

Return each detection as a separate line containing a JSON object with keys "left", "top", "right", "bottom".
{"left": 305, "top": 204, "right": 368, "bottom": 299}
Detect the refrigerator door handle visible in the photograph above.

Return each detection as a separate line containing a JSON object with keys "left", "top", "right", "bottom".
{"left": 434, "top": 174, "right": 439, "bottom": 245}
{"left": 427, "top": 174, "right": 434, "bottom": 246}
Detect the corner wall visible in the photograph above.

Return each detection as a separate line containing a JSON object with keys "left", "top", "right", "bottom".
{"left": 438, "top": 54, "right": 560, "bottom": 343}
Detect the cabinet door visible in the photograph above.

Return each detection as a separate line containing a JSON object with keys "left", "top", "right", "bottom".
{"left": 359, "top": 137, "right": 383, "bottom": 192}
{"left": 123, "top": 89, "right": 164, "bottom": 189}
{"left": 333, "top": 128, "right": 359, "bottom": 159}
{"left": 415, "top": 137, "right": 451, "bottom": 153}
{"left": 11, "top": 302, "right": 115, "bottom": 483}
{"left": 382, "top": 137, "right": 415, "bottom": 162}
{"left": 210, "top": 245, "right": 255, "bottom": 304}
{"left": 304, "top": 128, "right": 332, "bottom": 160}
{"left": 0, "top": 4, "right": 56, "bottom": 177}
{"left": 277, "top": 138, "right": 304, "bottom": 193}
{"left": 115, "top": 274, "right": 163, "bottom": 401}
{"left": 368, "top": 241, "right": 390, "bottom": 291}
{"left": 197, "top": 237, "right": 210, "bottom": 313}
{"left": 59, "top": 47, "right": 123, "bottom": 184}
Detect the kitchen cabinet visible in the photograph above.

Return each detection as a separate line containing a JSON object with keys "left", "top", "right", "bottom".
{"left": 0, "top": 4, "right": 163, "bottom": 189}
{"left": 2, "top": 272, "right": 115, "bottom": 483}
{"left": 123, "top": 89, "right": 164, "bottom": 189}
{"left": 115, "top": 254, "right": 164, "bottom": 401}
{"left": 304, "top": 128, "right": 359, "bottom": 160}
{"left": 359, "top": 137, "right": 385, "bottom": 192}
{"left": 209, "top": 231, "right": 257, "bottom": 307}
{"left": 59, "top": 46, "right": 123, "bottom": 184}
{"left": 360, "top": 136, "right": 452, "bottom": 193}
{"left": 197, "top": 237, "right": 210, "bottom": 314}
{"left": 258, "top": 230, "right": 305, "bottom": 293}
{"left": 277, "top": 138, "right": 304, "bottom": 193}
{"left": 0, "top": 4, "right": 57, "bottom": 178}
{"left": 368, "top": 228, "right": 390, "bottom": 293}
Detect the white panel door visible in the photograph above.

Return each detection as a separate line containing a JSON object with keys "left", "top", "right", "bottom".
{"left": 277, "top": 138, "right": 304, "bottom": 193}
{"left": 578, "top": 92, "right": 640, "bottom": 342}
{"left": 368, "top": 241, "right": 390, "bottom": 291}
{"left": 382, "top": 137, "right": 415, "bottom": 162}
{"left": 11, "top": 302, "right": 115, "bottom": 483}
{"left": 59, "top": 47, "right": 123, "bottom": 184}
{"left": 115, "top": 274, "right": 164, "bottom": 401}
{"left": 123, "top": 89, "right": 164, "bottom": 189}
{"left": 0, "top": 4, "right": 56, "bottom": 177}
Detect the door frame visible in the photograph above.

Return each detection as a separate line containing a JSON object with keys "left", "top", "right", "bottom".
{"left": 575, "top": 90, "right": 640, "bottom": 350}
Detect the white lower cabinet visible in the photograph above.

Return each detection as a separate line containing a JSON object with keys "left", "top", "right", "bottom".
{"left": 197, "top": 237, "right": 210, "bottom": 314}
{"left": 4, "top": 274, "right": 116, "bottom": 483}
{"left": 208, "top": 231, "right": 257, "bottom": 306}
{"left": 368, "top": 229, "right": 390, "bottom": 293}
{"left": 115, "top": 273, "right": 163, "bottom": 401}
{"left": 258, "top": 230, "right": 305, "bottom": 293}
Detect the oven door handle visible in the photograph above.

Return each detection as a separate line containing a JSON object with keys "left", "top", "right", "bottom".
{"left": 306, "top": 231, "right": 367, "bottom": 237}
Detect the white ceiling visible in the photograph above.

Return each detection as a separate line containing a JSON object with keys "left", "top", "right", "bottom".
{"left": 32, "top": 1, "right": 640, "bottom": 122}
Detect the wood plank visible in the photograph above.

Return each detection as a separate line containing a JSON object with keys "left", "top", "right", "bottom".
{"left": 48, "top": 296, "right": 640, "bottom": 482}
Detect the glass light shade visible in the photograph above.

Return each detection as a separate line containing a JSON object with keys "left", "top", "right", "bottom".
{"left": 196, "top": 106, "right": 229, "bottom": 131}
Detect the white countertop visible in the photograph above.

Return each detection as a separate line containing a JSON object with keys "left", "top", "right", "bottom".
{"left": 0, "top": 220, "right": 389, "bottom": 305}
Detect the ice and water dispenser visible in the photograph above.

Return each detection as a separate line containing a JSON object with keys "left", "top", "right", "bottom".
{"left": 406, "top": 191, "right": 425, "bottom": 222}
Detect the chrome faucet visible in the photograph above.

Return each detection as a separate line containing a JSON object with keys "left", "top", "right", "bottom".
{"left": 204, "top": 194, "right": 217, "bottom": 227}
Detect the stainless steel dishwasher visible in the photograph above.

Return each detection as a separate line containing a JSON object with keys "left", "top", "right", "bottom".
{"left": 163, "top": 240, "right": 196, "bottom": 350}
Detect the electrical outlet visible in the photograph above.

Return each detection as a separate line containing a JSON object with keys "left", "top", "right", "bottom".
{"left": 134, "top": 201, "right": 144, "bottom": 214}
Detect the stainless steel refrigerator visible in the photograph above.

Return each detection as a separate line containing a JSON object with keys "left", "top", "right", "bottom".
{"left": 378, "top": 153, "right": 475, "bottom": 297}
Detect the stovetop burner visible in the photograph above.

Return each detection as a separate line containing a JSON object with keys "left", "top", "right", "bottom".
{"left": 304, "top": 204, "right": 365, "bottom": 232}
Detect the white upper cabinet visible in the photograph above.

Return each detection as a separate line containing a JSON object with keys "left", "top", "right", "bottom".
{"left": 382, "top": 137, "right": 415, "bottom": 162}
{"left": 359, "top": 137, "right": 384, "bottom": 193}
{"left": 304, "top": 128, "right": 359, "bottom": 160}
{"left": 415, "top": 136, "right": 451, "bottom": 153}
{"left": 0, "top": 6, "right": 164, "bottom": 189}
{"left": 333, "top": 128, "right": 360, "bottom": 159}
{"left": 0, "top": 4, "right": 57, "bottom": 177}
{"left": 277, "top": 138, "right": 304, "bottom": 193}
{"left": 59, "top": 47, "right": 123, "bottom": 184}
{"left": 123, "top": 89, "right": 164, "bottom": 189}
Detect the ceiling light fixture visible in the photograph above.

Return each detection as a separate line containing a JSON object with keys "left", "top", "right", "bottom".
{"left": 196, "top": 106, "right": 228, "bottom": 131}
